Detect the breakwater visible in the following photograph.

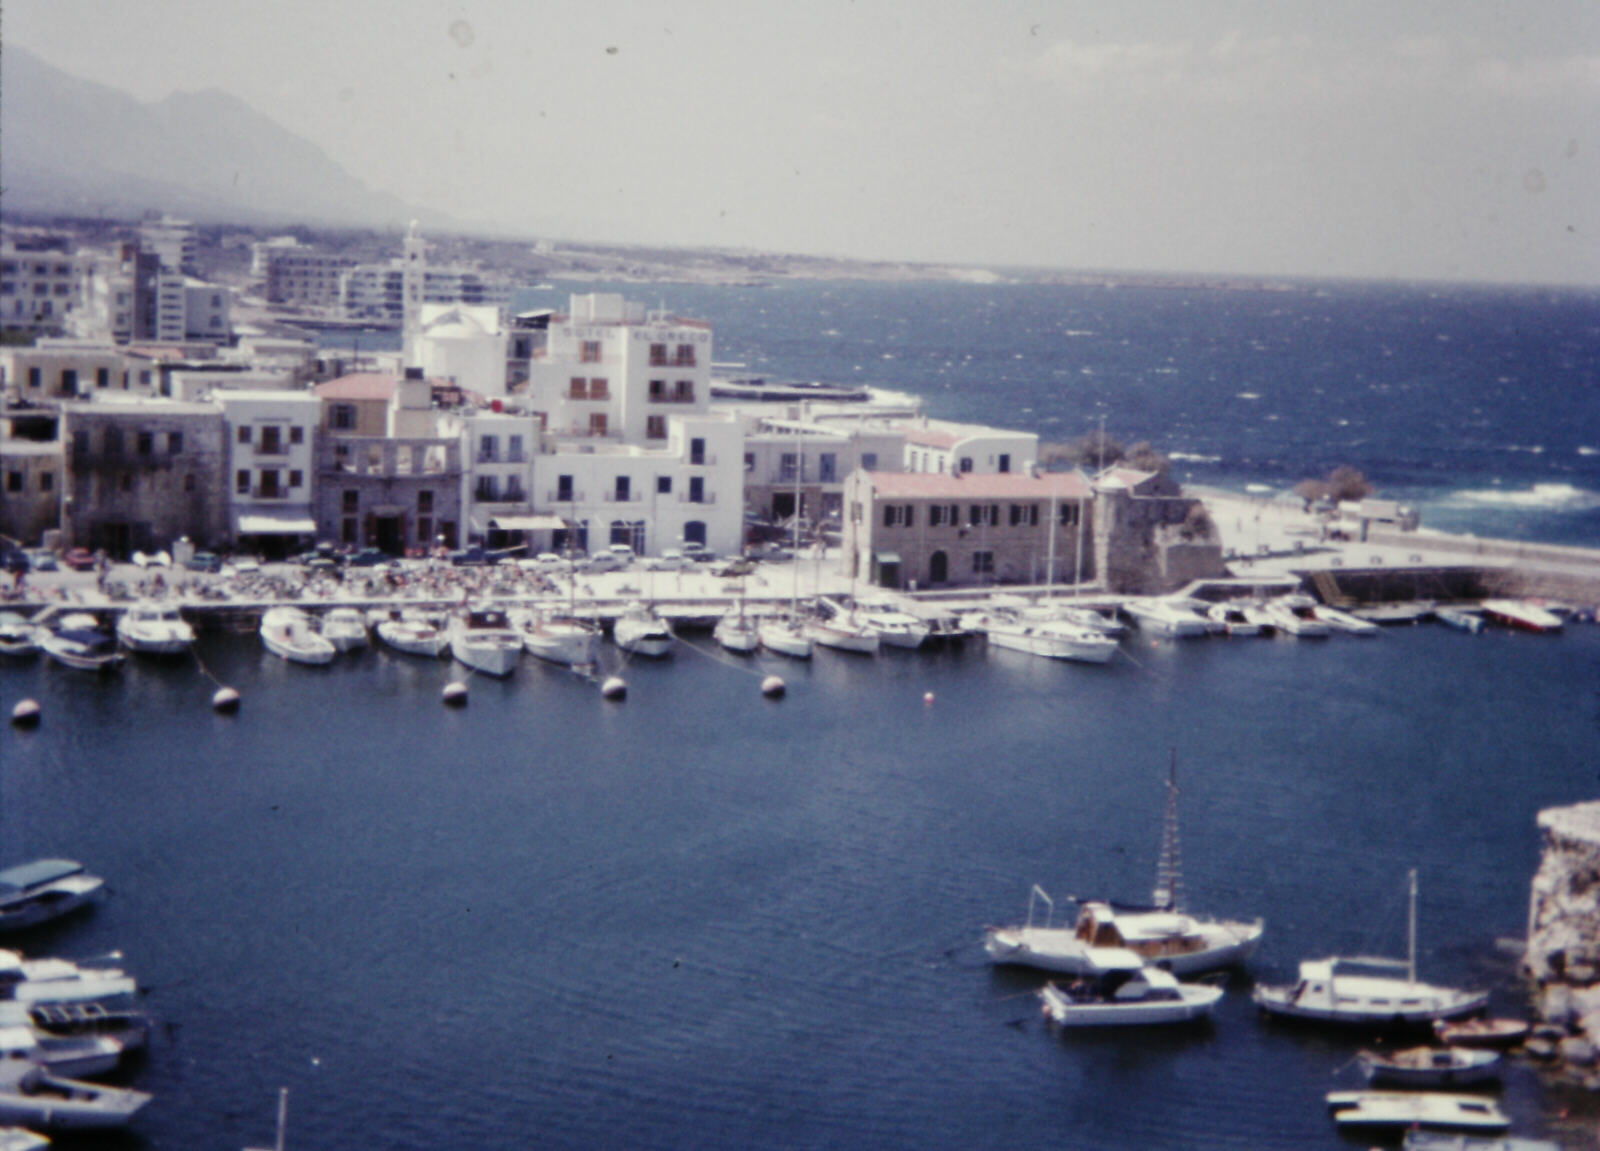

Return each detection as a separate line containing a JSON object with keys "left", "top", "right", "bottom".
{"left": 1527, "top": 801, "right": 1600, "bottom": 1088}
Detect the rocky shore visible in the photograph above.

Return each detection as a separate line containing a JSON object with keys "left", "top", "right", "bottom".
{"left": 1526, "top": 800, "right": 1600, "bottom": 1087}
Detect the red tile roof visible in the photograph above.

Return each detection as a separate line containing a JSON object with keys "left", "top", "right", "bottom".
{"left": 863, "top": 470, "right": 1092, "bottom": 499}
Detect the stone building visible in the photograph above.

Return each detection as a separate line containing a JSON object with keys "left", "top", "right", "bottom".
{"left": 1091, "top": 466, "right": 1225, "bottom": 594}
{"left": 1, "top": 406, "right": 63, "bottom": 546}
{"left": 61, "top": 398, "right": 228, "bottom": 554}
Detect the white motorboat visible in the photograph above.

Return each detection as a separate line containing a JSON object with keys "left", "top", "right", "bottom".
{"left": 0, "top": 613, "right": 43, "bottom": 658}
{"left": 0, "top": 1023, "right": 124, "bottom": 1079}
{"left": 984, "top": 617, "right": 1119, "bottom": 664}
{"left": 1481, "top": 599, "right": 1563, "bottom": 632}
{"left": 986, "top": 759, "right": 1261, "bottom": 975}
{"left": 804, "top": 605, "right": 879, "bottom": 654}
{"left": 1434, "top": 607, "right": 1486, "bottom": 633}
{"left": 1326, "top": 1091, "right": 1509, "bottom": 1134}
{"left": 612, "top": 603, "right": 674, "bottom": 658}
{"left": 1206, "top": 603, "right": 1262, "bottom": 637}
{"left": 1314, "top": 604, "right": 1381, "bottom": 635}
{"left": 1037, "top": 948, "right": 1225, "bottom": 1027}
{"left": 514, "top": 608, "right": 599, "bottom": 667}
{"left": 1357, "top": 1045, "right": 1502, "bottom": 1088}
{"left": 1264, "top": 595, "right": 1331, "bottom": 637}
{"left": 758, "top": 614, "right": 814, "bottom": 659}
{"left": 320, "top": 607, "right": 369, "bottom": 652}
{"left": 374, "top": 611, "right": 450, "bottom": 658}
{"left": 1058, "top": 606, "right": 1126, "bottom": 636}
{"left": 1240, "top": 603, "right": 1278, "bottom": 634}
{"left": 1253, "top": 870, "right": 1488, "bottom": 1027}
{"left": 39, "top": 616, "right": 124, "bottom": 672}
{"left": 449, "top": 606, "right": 522, "bottom": 677}
{"left": 2, "top": 1002, "right": 150, "bottom": 1053}
{"left": 0, "top": 861, "right": 105, "bottom": 933}
{"left": 712, "top": 607, "right": 760, "bottom": 654}
{"left": 0, "top": 1058, "right": 151, "bottom": 1131}
{"left": 0, "top": 1126, "right": 49, "bottom": 1151}
{"left": 1433, "top": 1017, "right": 1531, "bottom": 1049}
{"left": 115, "top": 601, "right": 196, "bottom": 656}
{"left": 858, "top": 606, "right": 930, "bottom": 650}
{"left": 1122, "top": 598, "right": 1212, "bottom": 638}
{"left": 259, "top": 607, "right": 336, "bottom": 666}
{"left": 0, "top": 949, "right": 131, "bottom": 1004}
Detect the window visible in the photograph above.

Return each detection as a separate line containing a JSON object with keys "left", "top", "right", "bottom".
{"left": 331, "top": 404, "right": 356, "bottom": 430}
{"left": 861, "top": 452, "right": 878, "bottom": 471}
{"left": 168, "top": 432, "right": 183, "bottom": 455}
{"left": 690, "top": 437, "right": 705, "bottom": 465}
{"left": 475, "top": 476, "right": 499, "bottom": 502}
{"left": 343, "top": 490, "right": 359, "bottom": 513}
{"left": 998, "top": 453, "right": 1011, "bottom": 474}
{"left": 259, "top": 470, "right": 281, "bottom": 498}
{"left": 478, "top": 435, "right": 498, "bottom": 462}
{"left": 260, "top": 425, "right": 282, "bottom": 455}
{"left": 556, "top": 474, "right": 573, "bottom": 502}
{"left": 96, "top": 367, "right": 109, "bottom": 389}
{"left": 973, "top": 551, "right": 995, "bottom": 574}
{"left": 689, "top": 476, "right": 705, "bottom": 503}
{"left": 614, "top": 476, "right": 631, "bottom": 502}
{"left": 1059, "top": 503, "right": 1080, "bottom": 526}
{"left": 289, "top": 425, "right": 304, "bottom": 445}
{"left": 959, "top": 457, "right": 973, "bottom": 474}
{"left": 930, "top": 506, "right": 943, "bottom": 527}
{"left": 674, "top": 380, "right": 694, "bottom": 402}
{"left": 580, "top": 340, "right": 602, "bottom": 363}
{"left": 184, "top": 474, "right": 195, "bottom": 492}
{"left": 588, "top": 378, "right": 609, "bottom": 400}
{"left": 5, "top": 472, "right": 20, "bottom": 493}
{"left": 744, "top": 452, "right": 754, "bottom": 472}
{"left": 588, "top": 413, "right": 608, "bottom": 437}
{"left": 61, "top": 369, "right": 77, "bottom": 394}
{"left": 646, "top": 415, "right": 667, "bottom": 440}
{"left": 508, "top": 434, "right": 524, "bottom": 461}
{"left": 650, "top": 343, "right": 668, "bottom": 366}
{"left": 675, "top": 343, "right": 696, "bottom": 366}
{"left": 39, "top": 472, "right": 53, "bottom": 492}
{"left": 137, "top": 431, "right": 154, "bottom": 456}
{"left": 649, "top": 379, "right": 667, "bottom": 402}
{"left": 418, "top": 490, "right": 434, "bottom": 513}
{"left": 289, "top": 470, "right": 303, "bottom": 488}
{"left": 883, "top": 505, "right": 896, "bottom": 528}
{"left": 779, "top": 452, "right": 798, "bottom": 482}
{"left": 569, "top": 377, "right": 588, "bottom": 399}
{"left": 27, "top": 367, "right": 40, "bottom": 389}
{"left": 819, "top": 453, "right": 837, "bottom": 482}
{"left": 657, "top": 475, "right": 672, "bottom": 494}
{"left": 237, "top": 426, "right": 251, "bottom": 445}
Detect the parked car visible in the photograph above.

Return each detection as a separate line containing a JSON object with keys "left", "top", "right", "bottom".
{"left": 715, "top": 557, "right": 755, "bottom": 578}
{"left": 294, "top": 543, "right": 343, "bottom": 573}
{"left": 647, "top": 549, "right": 686, "bottom": 571}
{"left": 683, "top": 542, "right": 717, "bottom": 564}
{"left": 185, "top": 551, "right": 223, "bottom": 573}
{"left": 61, "top": 548, "right": 97, "bottom": 572}
{"left": 347, "top": 548, "right": 393, "bottom": 568}
{"left": 2, "top": 547, "right": 28, "bottom": 574}
{"left": 25, "top": 549, "right": 58, "bottom": 572}
{"left": 449, "top": 546, "right": 491, "bottom": 567}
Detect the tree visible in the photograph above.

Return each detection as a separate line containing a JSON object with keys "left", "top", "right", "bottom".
{"left": 1326, "top": 466, "right": 1373, "bottom": 502}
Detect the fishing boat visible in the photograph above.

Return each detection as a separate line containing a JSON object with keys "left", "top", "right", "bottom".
{"left": 0, "top": 613, "right": 41, "bottom": 658}
{"left": 1253, "top": 870, "right": 1488, "bottom": 1027}
{"left": 1481, "top": 599, "right": 1563, "bottom": 632}
{"left": 39, "top": 616, "right": 124, "bottom": 672}
{"left": 448, "top": 606, "right": 521, "bottom": 677}
{"left": 1326, "top": 1091, "right": 1509, "bottom": 1134}
{"left": 319, "top": 607, "right": 369, "bottom": 652}
{"left": 712, "top": 605, "right": 760, "bottom": 654}
{"left": 1433, "top": 1017, "right": 1531, "bottom": 1049}
{"left": 757, "top": 613, "right": 814, "bottom": 659}
{"left": 0, "top": 861, "right": 105, "bottom": 933}
{"left": 115, "top": 601, "right": 196, "bottom": 656}
{"left": 0, "top": 1059, "right": 151, "bottom": 1130}
{"left": 514, "top": 607, "right": 600, "bottom": 667}
{"left": 259, "top": 607, "right": 336, "bottom": 666}
{"left": 1357, "top": 1045, "right": 1502, "bottom": 1088}
{"left": 1037, "top": 948, "right": 1224, "bottom": 1027}
{"left": 986, "top": 756, "right": 1262, "bottom": 975}
{"left": 374, "top": 610, "right": 450, "bottom": 658}
{"left": 612, "top": 602, "right": 674, "bottom": 658}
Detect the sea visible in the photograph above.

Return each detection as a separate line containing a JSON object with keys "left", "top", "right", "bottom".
{"left": 4, "top": 278, "right": 1600, "bottom": 1150}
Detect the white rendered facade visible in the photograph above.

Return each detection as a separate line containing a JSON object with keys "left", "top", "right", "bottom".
{"left": 250, "top": 237, "right": 352, "bottom": 306}
{"left": 138, "top": 215, "right": 198, "bottom": 275}
{"left": 901, "top": 419, "right": 1039, "bottom": 478}
{"left": 217, "top": 390, "right": 321, "bottom": 545}
{"left": 0, "top": 245, "right": 90, "bottom": 335}
{"left": 415, "top": 304, "right": 509, "bottom": 397}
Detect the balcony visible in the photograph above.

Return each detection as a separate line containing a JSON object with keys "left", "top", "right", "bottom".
{"left": 250, "top": 487, "right": 290, "bottom": 500}
{"left": 647, "top": 392, "right": 696, "bottom": 404}
{"left": 679, "top": 491, "right": 716, "bottom": 505}
{"left": 546, "top": 490, "right": 586, "bottom": 504}
{"left": 607, "top": 490, "right": 643, "bottom": 504}
{"left": 688, "top": 452, "right": 716, "bottom": 467}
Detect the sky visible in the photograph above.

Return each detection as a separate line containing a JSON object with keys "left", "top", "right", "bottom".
{"left": 6, "top": 0, "right": 1599, "bottom": 285}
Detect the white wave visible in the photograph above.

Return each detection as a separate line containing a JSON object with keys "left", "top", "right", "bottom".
{"left": 1502, "top": 444, "right": 1546, "bottom": 454}
{"left": 1245, "top": 483, "right": 1275, "bottom": 494}
{"left": 1448, "top": 483, "right": 1599, "bottom": 510}
{"left": 1236, "top": 392, "right": 1261, "bottom": 400}
{"left": 1169, "top": 452, "right": 1222, "bottom": 463}
{"left": 1578, "top": 446, "right": 1597, "bottom": 456}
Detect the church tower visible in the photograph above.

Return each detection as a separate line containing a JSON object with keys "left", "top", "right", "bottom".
{"left": 401, "top": 220, "right": 426, "bottom": 366}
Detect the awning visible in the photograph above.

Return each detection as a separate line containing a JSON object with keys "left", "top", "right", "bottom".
{"left": 236, "top": 511, "right": 317, "bottom": 535}
{"left": 489, "top": 514, "right": 566, "bottom": 532}
{"left": 874, "top": 551, "right": 903, "bottom": 565}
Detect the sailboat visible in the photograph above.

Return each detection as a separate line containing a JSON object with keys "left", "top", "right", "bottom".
{"left": 517, "top": 516, "right": 600, "bottom": 668}
{"left": 1252, "top": 869, "right": 1488, "bottom": 1026}
{"left": 985, "top": 753, "right": 1263, "bottom": 976}
{"left": 759, "top": 431, "right": 814, "bottom": 658}
{"left": 713, "top": 580, "right": 760, "bottom": 654}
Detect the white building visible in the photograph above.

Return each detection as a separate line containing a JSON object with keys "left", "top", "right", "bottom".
{"left": 216, "top": 389, "right": 321, "bottom": 555}
{"left": 415, "top": 304, "right": 509, "bottom": 397}
{"left": 138, "top": 215, "right": 198, "bottom": 275}
{"left": 901, "top": 418, "right": 1039, "bottom": 478}
{"left": 249, "top": 237, "right": 352, "bottom": 306}
{"left": 341, "top": 225, "right": 511, "bottom": 326}
{"left": 0, "top": 244, "right": 91, "bottom": 335}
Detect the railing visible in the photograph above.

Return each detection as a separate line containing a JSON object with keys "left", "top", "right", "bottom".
{"left": 679, "top": 491, "right": 716, "bottom": 505}
{"left": 647, "top": 393, "right": 696, "bottom": 404}
{"left": 250, "top": 487, "right": 289, "bottom": 500}
{"left": 607, "top": 491, "right": 643, "bottom": 504}
{"left": 547, "top": 490, "right": 586, "bottom": 503}
{"left": 688, "top": 453, "right": 716, "bottom": 467}
{"left": 254, "top": 444, "right": 290, "bottom": 457}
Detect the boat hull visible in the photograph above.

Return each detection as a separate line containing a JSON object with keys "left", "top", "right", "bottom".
{"left": 1327, "top": 1091, "right": 1509, "bottom": 1133}
{"left": 758, "top": 620, "right": 813, "bottom": 658}
{"left": 985, "top": 623, "right": 1117, "bottom": 663}
{"left": 985, "top": 919, "right": 1262, "bottom": 976}
{"left": 1358, "top": 1047, "right": 1501, "bottom": 1088}
{"left": 450, "top": 637, "right": 520, "bottom": 677}
{"left": 1039, "top": 981, "right": 1223, "bottom": 1026}
{"left": 1254, "top": 985, "right": 1489, "bottom": 1027}
{"left": 375, "top": 621, "right": 450, "bottom": 658}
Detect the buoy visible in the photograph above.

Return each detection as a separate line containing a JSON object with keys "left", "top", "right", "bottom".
{"left": 442, "top": 682, "right": 469, "bottom": 707}
{"left": 211, "top": 686, "right": 241, "bottom": 714}
{"left": 761, "top": 675, "right": 786, "bottom": 699}
{"left": 600, "top": 676, "right": 627, "bottom": 701}
{"left": 10, "top": 699, "right": 40, "bottom": 728}
{"left": 923, "top": 691, "right": 935, "bottom": 705}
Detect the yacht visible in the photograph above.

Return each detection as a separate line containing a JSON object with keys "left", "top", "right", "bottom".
{"left": 115, "top": 601, "right": 195, "bottom": 656}
{"left": 1264, "top": 595, "right": 1331, "bottom": 637}
{"left": 320, "top": 607, "right": 369, "bottom": 652}
{"left": 514, "top": 607, "right": 600, "bottom": 668}
{"left": 857, "top": 605, "right": 930, "bottom": 650}
{"left": 1481, "top": 599, "right": 1564, "bottom": 632}
{"left": 259, "top": 607, "right": 336, "bottom": 666}
{"left": 0, "top": 861, "right": 105, "bottom": 934}
{"left": 1037, "top": 948, "right": 1224, "bottom": 1027}
{"left": 612, "top": 603, "right": 674, "bottom": 658}
{"left": 39, "top": 616, "right": 124, "bottom": 672}
{"left": 0, "top": 1059, "right": 151, "bottom": 1131}
{"left": 0, "top": 1022, "right": 125, "bottom": 1078}
{"left": 1253, "top": 870, "right": 1488, "bottom": 1026}
{"left": 1314, "top": 604, "right": 1381, "bottom": 635}
{"left": 1122, "top": 598, "right": 1212, "bottom": 638}
{"left": 374, "top": 610, "right": 450, "bottom": 658}
{"left": 449, "top": 606, "right": 522, "bottom": 677}
{"left": 984, "top": 617, "right": 1119, "bottom": 664}
{"left": 1326, "top": 1091, "right": 1509, "bottom": 1135}
{"left": 757, "top": 613, "right": 814, "bottom": 659}
{"left": 1205, "top": 603, "right": 1261, "bottom": 637}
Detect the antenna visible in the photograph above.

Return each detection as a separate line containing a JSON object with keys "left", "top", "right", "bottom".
{"left": 1152, "top": 750, "right": 1183, "bottom": 913}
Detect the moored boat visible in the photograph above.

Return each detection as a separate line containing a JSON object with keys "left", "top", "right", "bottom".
{"left": 374, "top": 610, "right": 450, "bottom": 658}
{"left": 803, "top": 605, "right": 879, "bottom": 654}
{"left": 39, "top": 616, "right": 124, "bottom": 672}
{"left": 1123, "top": 597, "right": 1212, "bottom": 638}
{"left": 757, "top": 614, "right": 814, "bottom": 659}
{"left": 0, "top": 861, "right": 105, "bottom": 934}
{"left": 514, "top": 608, "right": 600, "bottom": 667}
{"left": 984, "top": 617, "right": 1119, "bottom": 663}
{"left": 857, "top": 605, "right": 930, "bottom": 650}
{"left": 0, "top": 1023, "right": 125, "bottom": 1079}
{"left": 320, "top": 607, "right": 369, "bottom": 652}
{"left": 1433, "top": 1017, "right": 1531, "bottom": 1049}
{"left": 712, "top": 606, "right": 760, "bottom": 654}
{"left": 115, "top": 601, "right": 196, "bottom": 657}
{"left": 448, "top": 606, "right": 521, "bottom": 677}
{"left": 1037, "top": 948, "right": 1224, "bottom": 1027}
{"left": 1206, "top": 603, "right": 1262, "bottom": 636}
{"left": 1326, "top": 1090, "right": 1509, "bottom": 1134}
{"left": 1313, "top": 604, "right": 1381, "bottom": 635}
{"left": 1264, "top": 594, "right": 1331, "bottom": 637}
{"left": 612, "top": 602, "right": 675, "bottom": 658}
{"left": 0, "top": 1059, "right": 151, "bottom": 1131}
{"left": 1481, "top": 599, "right": 1563, "bottom": 632}
{"left": 1435, "top": 606, "right": 1487, "bottom": 633}
{"left": 259, "top": 607, "right": 336, "bottom": 666}
{"left": 1358, "top": 1045, "right": 1502, "bottom": 1088}
{"left": 0, "top": 613, "right": 43, "bottom": 658}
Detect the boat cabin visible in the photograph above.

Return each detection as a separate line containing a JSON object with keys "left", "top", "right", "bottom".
{"left": 1073, "top": 902, "right": 1208, "bottom": 960}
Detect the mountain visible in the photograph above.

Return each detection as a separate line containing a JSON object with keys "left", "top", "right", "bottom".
{"left": 0, "top": 44, "right": 442, "bottom": 229}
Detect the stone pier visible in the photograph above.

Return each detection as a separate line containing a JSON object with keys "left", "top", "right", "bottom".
{"left": 1526, "top": 800, "right": 1600, "bottom": 1087}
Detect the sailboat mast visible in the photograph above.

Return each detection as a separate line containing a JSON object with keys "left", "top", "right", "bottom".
{"left": 1407, "top": 868, "right": 1418, "bottom": 985}
{"left": 1152, "top": 750, "right": 1183, "bottom": 913}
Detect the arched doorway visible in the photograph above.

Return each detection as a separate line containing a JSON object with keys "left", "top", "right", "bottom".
{"left": 683, "top": 520, "right": 707, "bottom": 546}
{"left": 929, "top": 550, "right": 948, "bottom": 584}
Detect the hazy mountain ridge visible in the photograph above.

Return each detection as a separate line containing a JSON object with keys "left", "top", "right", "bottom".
{"left": 1, "top": 44, "right": 437, "bottom": 229}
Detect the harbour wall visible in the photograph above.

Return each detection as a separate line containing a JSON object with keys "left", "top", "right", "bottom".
{"left": 1526, "top": 800, "right": 1600, "bottom": 1087}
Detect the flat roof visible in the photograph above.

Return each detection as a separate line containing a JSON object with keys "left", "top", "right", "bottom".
{"left": 863, "top": 470, "right": 1093, "bottom": 500}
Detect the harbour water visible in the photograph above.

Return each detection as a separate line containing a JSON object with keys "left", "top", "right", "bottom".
{"left": 5, "top": 278, "right": 1599, "bottom": 1148}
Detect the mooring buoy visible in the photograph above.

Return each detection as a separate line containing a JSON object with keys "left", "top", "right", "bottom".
{"left": 761, "top": 675, "right": 786, "bottom": 699}
{"left": 923, "top": 691, "right": 935, "bottom": 705}
{"left": 211, "top": 686, "right": 241, "bottom": 714}
{"left": 442, "top": 682, "right": 469, "bottom": 707}
{"left": 601, "top": 676, "right": 627, "bottom": 701}
{"left": 10, "top": 699, "right": 41, "bottom": 728}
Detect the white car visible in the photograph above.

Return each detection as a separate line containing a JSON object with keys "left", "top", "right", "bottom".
{"left": 646, "top": 549, "right": 686, "bottom": 571}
